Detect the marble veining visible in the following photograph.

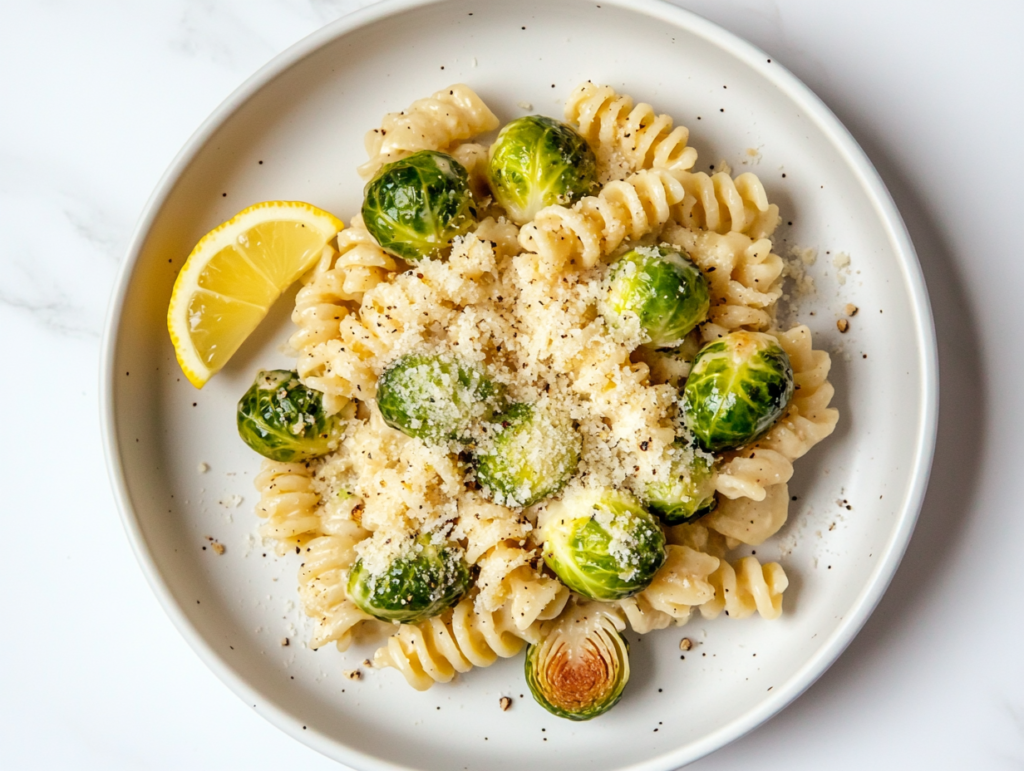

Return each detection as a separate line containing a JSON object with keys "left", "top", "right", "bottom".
{"left": 170, "top": 0, "right": 280, "bottom": 71}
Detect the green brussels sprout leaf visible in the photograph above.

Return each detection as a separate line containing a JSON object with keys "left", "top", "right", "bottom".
{"left": 475, "top": 403, "right": 581, "bottom": 507}
{"left": 487, "top": 115, "right": 598, "bottom": 225}
{"left": 347, "top": 534, "right": 470, "bottom": 624}
{"left": 525, "top": 600, "right": 630, "bottom": 721}
{"left": 362, "top": 150, "right": 477, "bottom": 261}
{"left": 682, "top": 331, "right": 794, "bottom": 452}
{"left": 236, "top": 369, "right": 343, "bottom": 461}
{"left": 601, "top": 246, "right": 710, "bottom": 349}
{"left": 376, "top": 353, "right": 504, "bottom": 443}
{"left": 540, "top": 488, "right": 666, "bottom": 601}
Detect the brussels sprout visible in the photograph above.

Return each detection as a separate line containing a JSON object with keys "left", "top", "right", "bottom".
{"left": 642, "top": 441, "right": 717, "bottom": 525}
{"left": 362, "top": 150, "right": 477, "bottom": 261}
{"left": 347, "top": 534, "right": 470, "bottom": 624}
{"left": 376, "top": 353, "right": 504, "bottom": 443}
{"left": 487, "top": 115, "right": 598, "bottom": 225}
{"left": 525, "top": 600, "right": 629, "bottom": 721}
{"left": 601, "top": 246, "right": 710, "bottom": 348}
{"left": 539, "top": 488, "right": 666, "bottom": 601}
{"left": 682, "top": 331, "right": 794, "bottom": 452}
{"left": 475, "top": 403, "right": 581, "bottom": 507}
{"left": 237, "top": 369, "right": 343, "bottom": 461}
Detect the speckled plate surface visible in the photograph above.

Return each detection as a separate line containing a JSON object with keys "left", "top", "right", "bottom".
{"left": 101, "top": 0, "right": 937, "bottom": 768}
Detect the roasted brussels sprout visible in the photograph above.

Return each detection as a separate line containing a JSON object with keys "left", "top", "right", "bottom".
{"left": 475, "top": 403, "right": 581, "bottom": 507}
{"left": 362, "top": 150, "right": 477, "bottom": 261}
{"left": 642, "top": 441, "right": 717, "bottom": 525}
{"left": 539, "top": 487, "right": 666, "bottom": 601}
{"left": 376, "top": 353, "right": 504, "bottom": 443}
{"left": 236, "top": 369, "right": 343, "bottom": 461}
{"left": 487, "top": 115, "right": 598, "bottom": 225}
{"left": 601, "top": 246, "right": 710, "bottom": 349}
{"left": 347, "top": 534, "right": 470, "bottom": 624}
{"left": 682, "top": 331, "right": 794, "bottom": 452}
{"left": 525, "top": 600, "right": 629, "bottom": 721}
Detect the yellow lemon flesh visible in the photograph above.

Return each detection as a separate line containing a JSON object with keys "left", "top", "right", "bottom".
{"left": 167, "top": 201, "right": 343, "bottom": 387}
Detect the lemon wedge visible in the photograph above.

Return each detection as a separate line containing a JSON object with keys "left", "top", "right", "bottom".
{"left": 167, "top": 201, "right": 343, "bottom": 387}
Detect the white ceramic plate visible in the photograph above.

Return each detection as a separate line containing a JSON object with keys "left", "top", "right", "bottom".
{"left": 101, "top": 0, "right": 937, "bottom": 768}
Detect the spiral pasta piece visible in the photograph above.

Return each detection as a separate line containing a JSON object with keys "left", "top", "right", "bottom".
{"left": 292, "top": 222, "right": 400, "bottom": 413}
{"left": 458, "top": 496, "right": 569, "bottom": 631}
{"left": 518, "top": 169, "right": 685, "bottom": 274}
{"left": 449, "top": 142, "right": 492, "bottom": 200}
{"left": 673, "top": 170, "right": 780, "bottom": 238}
{"left": 564, "top": 82, "right": 697, "bottom": 182}
{"left": 700, "top": 557, "right": 789, "bottom": 620}
{"left": 291, "top": 224, "right": 398, "bottom": 348}
{"left": 714, "top": 451, "right": 793, "bottom": 501}
{"left": 631, "top": 545, "right": 721, "bottom": 626}
{"left": 475, "top": 547, "right": 569, "bottom": 631}
{"left": 373, "top": 594, "right": 531, "bottom": 691}
{"left": 705, "top": 483, "right": 791, "bottom": 546}
{"left": 297, "top": 527, "right": 375, "bottom": 651}
{"left": 254, "top": 460, "right": 323, "bottom": 555}
{"left": 616, "top": 594, "right": 675, "bottom": 634}
{"left": 713, "top": 326, "right": 839, "bottom": 508}
{"left": 663, "top": 224, "right": 784, "bottom": 342}
{"left": 359, "top": 84, "right": 499, "bottom": 179}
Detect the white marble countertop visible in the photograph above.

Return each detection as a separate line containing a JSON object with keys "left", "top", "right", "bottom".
{"left": 2, "top": 0, "right": 1021, "bottom": 768}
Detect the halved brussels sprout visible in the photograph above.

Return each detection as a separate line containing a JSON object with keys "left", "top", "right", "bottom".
{"left": 601, "top": 246, "right": 710, "bottom": 349}
{"left": 525, "top": 600, "right": 629, "bottom": 721}
{"left": 376, "top": 353, "right": 504, "bottom": 443}
{"left": 362, "top": 150, "right": 477, "bottom": 261}
{"left": 487, "top": 115, "right": 598, "bottom": 225}
{"left": 539, "top": 487, "right": 666, "bottom": 601}
{"left": 347, "top": 534, "right": 470, "bottom": 624}
{"left": 642, "top": 441, "right": 717, "bottom": 525}
{"left": 682, "top": 331, "right": 794, "bottom": 452}
{"left": 475, "top": 403, "right": 581, "bottom": 507}
{"left": 236, "top": 369, "right": 343, "bottom": 461}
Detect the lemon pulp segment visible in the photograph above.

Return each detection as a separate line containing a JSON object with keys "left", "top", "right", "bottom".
{"left": 167, "top": 201, "right": 343, "bottom": 387}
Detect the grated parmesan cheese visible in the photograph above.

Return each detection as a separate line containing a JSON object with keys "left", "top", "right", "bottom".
{"left": 832, "top": 251, "right": 851, "bottom": 285}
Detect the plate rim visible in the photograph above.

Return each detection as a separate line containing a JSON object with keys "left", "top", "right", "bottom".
{"left": 99, "top": 0, "right": 939, "bottom": 768}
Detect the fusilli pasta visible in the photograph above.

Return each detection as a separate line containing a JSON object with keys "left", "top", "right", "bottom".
{"left": 663, "top": 223, "right": 785, "bottom": 342}
{"left": 359, "top": 84, "right": 499, "bottom": 180}
{"left": 672, "top": 171, "right": 780, "bottom": 239}
{"left": 449, "top": 142, "right": 492, "bottom": 200}
{"left": 292, "top": 221, "right": 399, "bottom": 413}
{"left": 705, "top": 483, "right": 791, "bottom": 546}
{"left": 700, "top": 557, "right": 789, "bottom": 621}
{"left": 373, "top": 593, "right": 532, "bottom": 691}
{"left": 616, "top": 594, "right": 675, "bottom": 634}
{"left": 629, "top": 544, "right": 720, "bottom": 626}
{"left": 253, "top": 460, "right": 323, "bottom": 555}
{"left": 564, "top": 82, "right": 697, "bottom": 182}
{"left": 297, "top": 528, "right": 376, "bottom": 651}
{"left": 457, "top": 495, "right": 569, "bottom": 631}
{"left": 518, "top": 168, "right": 685, "bottom": 274}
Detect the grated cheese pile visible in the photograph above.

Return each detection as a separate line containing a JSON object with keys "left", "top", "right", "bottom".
{"left": 309, "top": 225, "right": 697, "bottom": 576}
